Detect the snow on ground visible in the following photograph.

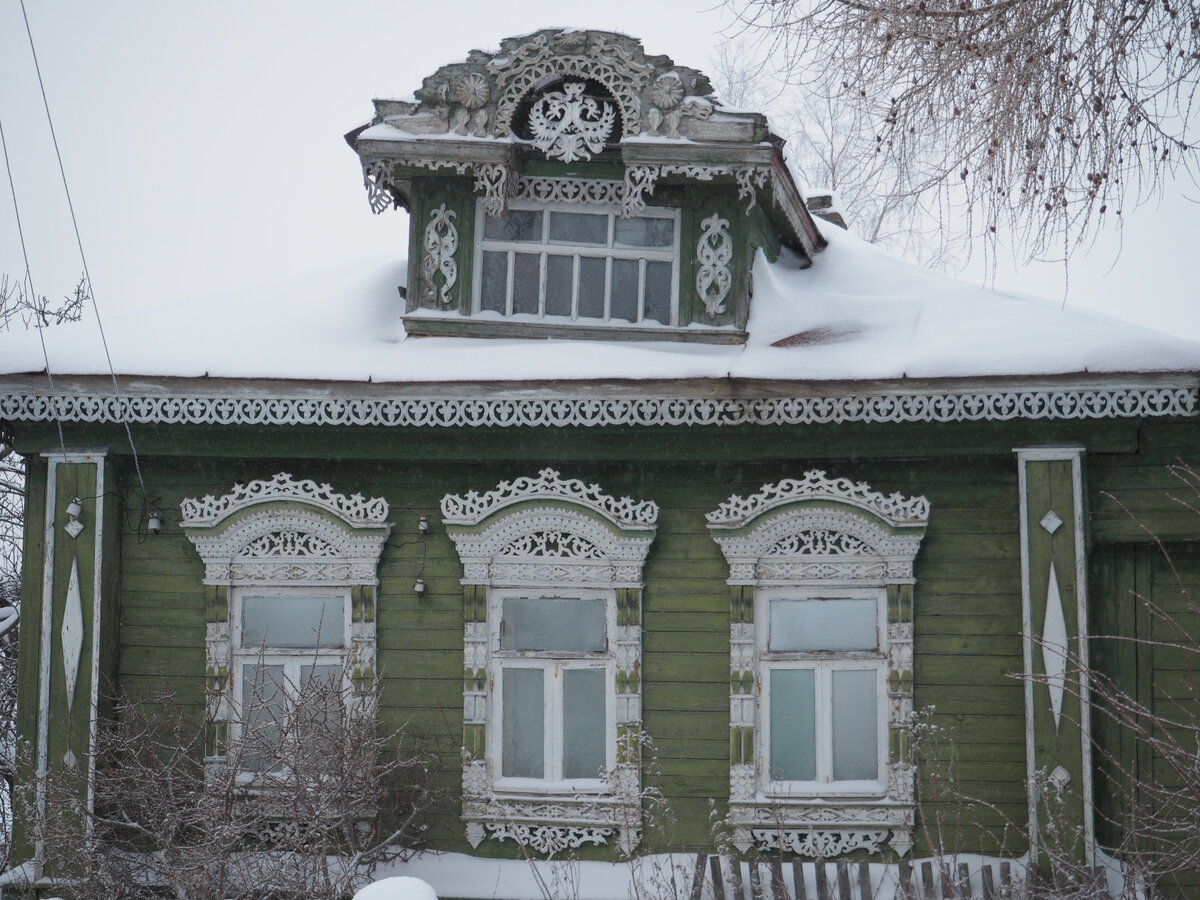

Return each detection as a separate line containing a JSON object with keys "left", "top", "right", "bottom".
{"left": 2, "top": 227, "right": 1198, "bottom": 385}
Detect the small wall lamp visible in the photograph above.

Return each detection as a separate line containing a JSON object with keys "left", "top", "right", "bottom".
{"left": 413, "top": 577, "right": 426, "bottom": 599}
{"left": 147, "top": 513, "right": 163, "bottom": 535}
{"left": 418, "top": 515, "right": 429, "bottom": 535}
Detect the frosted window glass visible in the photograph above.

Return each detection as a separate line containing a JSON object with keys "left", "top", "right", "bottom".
{"left": 512, "top": 253, "right": 540, "bottom": 315}
{"left": 578, "top": 257, "right": 606, "bottom": 318}
{"left": 563, "top": 669, "right": 606, "bottom": 779}
{"left": 243, "top": 595, "right": 344, "bottom": 649}
{"left": 832, "top": 669, "right": 878, "bottom": 780}
{"left": 484, "top": 209, "right": 542, "bottom": 242}
{"left": 480, "top": 252, "right": 508, "bottom": 312}
{"left": 769, "top": 668, "right": 816, "bottom": 781}
{"left": 545, "top": 256, "right": 574, "bottom": 317}
{"left": 643, "top": 261, "right": 671, "bottom": 324}
{"left": 242, "top": 663, "right": 286, "bottom": 770}
{"left": 549, "top": 211, "right": 607, "bottom": 245}
{"left": 610, "top": 259, "right": 639, "bottom": 323}
{"left": 502, "top": 668, "right": 544, "bottom": 778}
{"left": 614, "top": 215, "right": 673, "bottom": 248}
{"left": 769, "top": 598, "right": 877, "bottom": 652}
{"left": 502, "top": 597, "right": 606, "bottom": 652}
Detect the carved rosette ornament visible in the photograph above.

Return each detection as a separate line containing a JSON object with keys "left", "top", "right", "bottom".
{"left": 696, "top": 214, "right": 733, "bottom": 319}
{"left": 421, "top": 204, "right": 459, "bottom": 305}
{"left": 528, "top": 81, "right": 616, "bottom": 162}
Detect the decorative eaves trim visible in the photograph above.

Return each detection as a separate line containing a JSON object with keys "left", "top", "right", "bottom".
{"left": 1, "top": 384, "right": 1194, "bottom": 428}
{"left": 706, "top": 469, "right": 930, "bottom": 528}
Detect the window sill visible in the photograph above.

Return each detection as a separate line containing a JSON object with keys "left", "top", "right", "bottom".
{"left": 403, "top": 313, "right": 747, "bottom": 344}
{"left": 727, "top": 797, "right": 914, "bottom": 857}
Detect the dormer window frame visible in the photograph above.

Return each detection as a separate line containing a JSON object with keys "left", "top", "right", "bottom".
{"left": 472, "top": 197, "right": 682, "bottom": 328}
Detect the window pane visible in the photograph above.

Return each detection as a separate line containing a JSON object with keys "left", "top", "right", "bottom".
{"left": 610, "top": 259, "right": 639, "bottom": 323}
{"left": 502, "top": 667, "right": 544, "bottom": 778}
{"left": 643, "top": 261, "right": 672, "bottom": 325}
{"left": 614, "top": 215, "right": 673, "bottom": 248}
{"left": 241, "top": 663, "right": 287, "bottom": 771}
{"left": 563, "top": 669, "right": 606, "bottom": 779}
{"left": 484, "top": 209, "right": 542, "bottom": 242}
{"left": 832, "top": 669, "right": 879, "bottom": 780}
{"left": 501, "top": 596, "right": 606, "bottom": 652}
{"left": 512, "top": 253, "right": 541, "bottom": 315}
{"left": 242, "top": 595, "right": 344, "bottom": 649}
{"left": 298, "top": 664, "right": 343, "bottom": 760}
{"left": 769, "top": 668, "right": 816, "bottom": 781}
{"left": 769, "top": 598, "right": 877, "bottom": 652}
{"left": 549, "top": 211, "right": 607, "bottom": 245}
{"left": 480, "top": 251, "right": 508, "bottom": 313}
{"left": 545, "top": 255, "right": 574, "bottom": 317}
{"left": 578, "top": 257, "right": 606, "bottom": 318}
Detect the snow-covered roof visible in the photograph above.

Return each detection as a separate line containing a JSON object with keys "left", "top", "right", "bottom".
{"left": 1, "top": 227, "right": 1197, "bottom": 387}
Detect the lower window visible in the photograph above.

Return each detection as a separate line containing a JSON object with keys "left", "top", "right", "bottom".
{"left": 761, "top": 591, "right": 887, "bottom": 795}
{"left": 491, "top": 591, "right": 614, "bottom": 793}
{"left": 233, "top": 588, "right": 349, "bottom": 772}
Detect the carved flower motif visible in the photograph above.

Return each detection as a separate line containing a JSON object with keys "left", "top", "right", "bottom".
{"left": 455, "top": 73, "right": 491, "bottom": 110}
{"left": 648, "top": 74, "right": 684, "bottom": 111}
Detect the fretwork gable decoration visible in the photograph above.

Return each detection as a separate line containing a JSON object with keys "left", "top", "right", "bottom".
{"left": 442, "top": 470, "right": 657, "bottom": 855}
{"left": 708, "top": 470, "right": 929, "bottom": 858}
{"left": 181, "top": 473, "right": 391, "bottom": 587}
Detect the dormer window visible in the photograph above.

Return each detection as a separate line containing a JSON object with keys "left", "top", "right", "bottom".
{"left": 350, "top": 28, "right": 826, "bottom": 343}
{"left": 476, "top": 201, "right": 679, "bottom": 326}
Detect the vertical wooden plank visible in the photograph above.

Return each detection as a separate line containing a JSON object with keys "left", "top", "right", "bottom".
{"left": 857, "top": 861, "right": 873, "bottom": 900}
{"left": 710, "top": 855, "right": 727, "bottom": 900}
{"left": 1000, "top": 861, "right": 1012, "bottom": 888}
{"left": 770, "top": 859, "right": 788, "bottom": 899}
{"left": 957, "top": 862, "right": 971, "bottom": 898}
{"left": 981, "top": 864, "right": 995, "bottom": 899}
{"left": 939, "top": 863, "right": 953, "bottom": 898}
{"left": 836, "top": 860, "right": 852, "bottom": 900}
{"left": 749, "top": 863, "right": 763, "bottom": 900}
{"left": 897, "top": 860, "right": 913, "bottom": 900}
{"left": 726, "top": 856, "right": 746, "bottom": 900}
{"left": 919, "top": 862, "right": 935, "bottom": 899}
{"left": 815, "top": 860, "right": 830, "bottom": 900}
{"left": 689, "top": 853, "right": 708, "bottom": 900}
{"left": 792, "top": 860, "right": 808, "bottom": 900}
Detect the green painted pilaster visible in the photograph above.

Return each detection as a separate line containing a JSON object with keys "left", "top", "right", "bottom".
{"left": 1017, "top": 447, "right": 1095, "bottom": 871}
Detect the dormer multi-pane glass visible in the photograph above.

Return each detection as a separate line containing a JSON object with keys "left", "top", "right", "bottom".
{"left": 474, "top": 201, "right": 680, "bottom": 326}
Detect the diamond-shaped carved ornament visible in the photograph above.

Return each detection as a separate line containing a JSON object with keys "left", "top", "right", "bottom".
{"left": 1041, "top": 560, "right": 1069, "bottom": 731}
{"left": 61, "top": 556, "right": 84, "bottom": 714}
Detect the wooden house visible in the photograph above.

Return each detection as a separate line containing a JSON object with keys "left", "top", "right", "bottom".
{"left": 2, "top": 28, "right": 1200, "bottom": 899}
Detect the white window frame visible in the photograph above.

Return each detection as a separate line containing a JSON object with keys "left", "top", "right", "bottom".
{"left": 707, "top": 471, "right": 929, "bottom": 858}
{"left": 442, "top": 469, "right": 658, "bottom": 856}
{"left": 489, "top": 588, "right": 617, "bottom": 795}
{"left": 472, "top": 199, "right": 681, "bottom": 326}
{"left": 758, "top": 587, "right": 888, "bottom": 798}
{"left": 230, "top": 585, "right": 352, "bottom": 772}
{"left": 180, "top": 473, "right": 391, "bottom": 770}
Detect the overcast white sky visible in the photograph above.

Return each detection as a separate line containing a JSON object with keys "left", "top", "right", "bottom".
{"left": 2, "top": 0, "right": 1197, "bottom": 343}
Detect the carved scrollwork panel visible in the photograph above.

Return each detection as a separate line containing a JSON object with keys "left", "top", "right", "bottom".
{"left": 696, "top": 214, "right": 733, "bottom": 319}
{"left": 421, "top": 204, "right": 459, "bottom": 305}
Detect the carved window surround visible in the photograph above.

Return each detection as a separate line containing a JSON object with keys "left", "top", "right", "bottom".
{"left": 181, "top": 474, "right": 391, "bottom": 759}
{"left": 707, "top": 470, "right": 929, "bottom": 857}
{"left": 442, "top": 469, "right": 657, "bottom": 856}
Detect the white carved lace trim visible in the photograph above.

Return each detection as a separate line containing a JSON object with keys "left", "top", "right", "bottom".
{"left": 6, "top": 386, "right": 1191, "bottom": 429}
{"left": 442, "top": 467, "right": 659, "bottom": 526}
{"left": 181, "top": 472, "right": 389, "bottom": 526}
{"left": 707, "top": 469, "right": 930, "bottom": 527}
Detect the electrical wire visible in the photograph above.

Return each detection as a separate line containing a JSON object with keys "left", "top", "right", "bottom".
{"left": 19, "top": 0, "right": 149, "bottom": 502}
{"left": 0, "top": 115, "right": 67, "bottom": 459}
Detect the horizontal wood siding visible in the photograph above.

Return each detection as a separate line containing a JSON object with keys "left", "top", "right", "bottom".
{"left": 31, "top": 414, "right": 1189, "bottom": 867}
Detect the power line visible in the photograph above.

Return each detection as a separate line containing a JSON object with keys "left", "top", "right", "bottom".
{"left": 19, "top": 0, "right": 148, "bottom": 502}
{"left": 0, "top": 115, "right": 68, "bottom": 460}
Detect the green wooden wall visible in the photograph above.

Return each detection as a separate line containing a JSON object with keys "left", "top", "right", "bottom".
{"left": 11, "top": 414, "right": 1200, "bottom": 879}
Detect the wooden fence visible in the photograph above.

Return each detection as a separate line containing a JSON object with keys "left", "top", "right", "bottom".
{"left": 686, "top": 855, "right": 1021, "bottom": 900}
